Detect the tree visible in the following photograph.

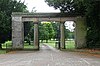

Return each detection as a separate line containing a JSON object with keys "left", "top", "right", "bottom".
{"left": 28, "top": 26, "right": 34, "bottom": 41}
{"left": 51, "top": 22, "right": 60, "bottom": 40}
{"left": 45, "top": 0, "right": 86, "bottom": 15}
{"left": 24, "top": 22, "right": 34, "bottom": 45}
{"left": 85, "top": 0, "right": 100, "bottom": 48}
{"left": 39, "top": 22, "right": 55, "bottom": 43}
{"left": 65, "top": 29, "right": 70, "bottom": 40}
{"left": 39, "top": 22, "right": 49, "bottom": 43}
{"left": 45, "top": 0, "right": 100, "bottom": 48}
{"left": 0, "top": 0, "right": 28, "bottom": 49}
{"left": 0, "top": 12, "right": 10, "bottom": 49}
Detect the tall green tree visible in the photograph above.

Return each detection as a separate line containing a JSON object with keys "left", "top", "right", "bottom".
{"left": 45, "top": 0, "right": 86, "bottom": 15}
{"left": 0, "top": 0, "right": 28, "bottom": 49}
{"left": 24, "top": 22, "right": 34, "bottom": 45}
{"left": 65, "top": 29, "right": 70, "bottom": 39}
{"left": 39, "top": 22, "right": 55, "bottom": 43}
{"left": 45, "top": 0, "right": 100, "bottom": 48}
{"left": 51, "top": 22, "right": 60, "bottom": 40}
{"left": 85, "top": 0, "right": 100, "bottom": 48}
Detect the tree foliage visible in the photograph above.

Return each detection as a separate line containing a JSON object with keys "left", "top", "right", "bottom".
{"left": 85, "top": 0, "right": 100, "bottom": 48}
{"left": 45, "top": 0, "right": 86, "bottom": 15}
{"left": 51, "top": 22, "right": 60, "bottom": 40}
{"left": 39, "top": 22, "right": 55, "bottom": 43}
{"left": 24, "top": 22, "right": 34, "bottom": 45}
{"left": 45, "top": 0, "right": 100, "bottom": 48}
{"left": 0, "top": 0, "right": 28, "bottom": 49}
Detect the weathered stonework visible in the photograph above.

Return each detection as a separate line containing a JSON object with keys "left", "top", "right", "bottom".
{"left": 12, "top": 16, "right": 24, "bottom": 49}
{"left": 34, "top": 23, "right": 39, "bottom": 50}
{"left": 60, "top": 22, "right": 65, "bottom": 49}
{"left": 12, "top": 12, "right": 87, "bottom": 50}
{"left": 75, "top": 17, "right": 87, "bottom": 48}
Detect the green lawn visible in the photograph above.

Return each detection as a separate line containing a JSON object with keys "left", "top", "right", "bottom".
{"left": 24, "top": 42, "right": 34, "bottom": 49}
{"left": 0, "top": 41, "right": 34, "bottom": 54}
{"left": 45, "top": 40, "right": 56, "bottom": 47}
{"left": 0, "top": 40, "right": 75, "bottom": 54}
{"left": 43, "top": 40, "right": 75, "bottom": 49}
{"left": 2, "top": 40, "right": 75, "bottom": 49}
{"left": 2, "top": 41, "right": 34, "bottom": 49}
{"left": 2, "top": 41, "right": 12, "bottom": 49}
{"left": 65, "top": 40, "right": 75, "bottom": 49}
{"left": 0, "top": 50, "right": 6, "bottom": 54}
{"left": 0, "top": 41, "right": 12, "bottom": 54}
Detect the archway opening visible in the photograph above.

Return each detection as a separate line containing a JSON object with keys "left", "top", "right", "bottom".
{"left": 11, "top": 12, "right": 87, "bottom": 50}
{"left": 23, "top": 21, "right": 34, "bottom": 49}
{"left": 64, "top": 21, "right": 75, "bottom": 49}
{"left": 38, "top": 21, "right": 60, "bottom": 49}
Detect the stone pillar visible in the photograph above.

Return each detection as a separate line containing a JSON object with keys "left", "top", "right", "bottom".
{"left": 12, "top": 16, "right": 24, "bottom": 49}
{"left": 75, "top": 17, "right": 87, "bottom": 48}
{"left": 22, "top": 22, "right": 24, "bottom": 47}
{"left": 34, "top": 22, "right": 39, "bottom": 50}
{"left": 60, "top": 22, "right": 65, "bottom": 49}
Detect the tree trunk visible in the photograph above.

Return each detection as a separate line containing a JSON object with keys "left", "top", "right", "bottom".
{"left": 46, "top": 40, "right": 48, "bottom": 43}
{"left": 0, "top": 44, "right": 2, "bottom": 49}
{"left": 29, "top": 41, "right": 31, "bottom": 45}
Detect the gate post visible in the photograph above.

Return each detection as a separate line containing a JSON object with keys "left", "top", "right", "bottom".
{"left": 12, "top": 16, "right": 24, "bottom": 49}
{"left": 34, "top": 22, "right": 39, "bottom": 50}
{"left": 60, "top": 22, "right": 65, "bottom": 49}
{"left": 75, "top": 17, "right": 87, "bottom": 48}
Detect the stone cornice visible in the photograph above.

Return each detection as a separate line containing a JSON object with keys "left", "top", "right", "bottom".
{"left": 12, "top": 12, "right": 79, "bottom": 18}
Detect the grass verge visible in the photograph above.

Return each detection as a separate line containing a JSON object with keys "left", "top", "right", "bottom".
{"left": 0, "top": 50, "right": 6, "bottom": 54}
{"left": 24, "top": 42, "right": 34, "bottom": 49}
{"left": 42, "top": 40, "right": 75, "bottom": 49}
{"left": 2, "top": 41, "right": 34, "bottom": 49}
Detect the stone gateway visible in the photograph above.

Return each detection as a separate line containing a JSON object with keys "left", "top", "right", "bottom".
{"left": 12, "top": 12, "right": 87, "bottom": 50}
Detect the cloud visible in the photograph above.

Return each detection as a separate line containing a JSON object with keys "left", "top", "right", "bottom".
{"left": 18, "top": 0, "right": 60, "bottom": 12}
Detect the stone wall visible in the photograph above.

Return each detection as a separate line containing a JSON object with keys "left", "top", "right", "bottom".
{"left": 75, "top": 17, "right": 87, "bottom": 48}
{"left": 11, "top": 12, "right": 87, "bottom": 49}
{"left": 12, "top": 16, "right": 24, "bottom": 49}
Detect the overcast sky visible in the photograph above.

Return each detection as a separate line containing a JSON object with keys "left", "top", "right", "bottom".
{"left": 17, "top": 0, "right": 60, "bottom": 12}
{"left": 17, "top": 0, "right": 74, "bottom": 31}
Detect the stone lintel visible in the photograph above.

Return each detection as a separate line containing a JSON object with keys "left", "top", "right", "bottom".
{"left": 12, "top": 12, "right": 79, "bottom": 18}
